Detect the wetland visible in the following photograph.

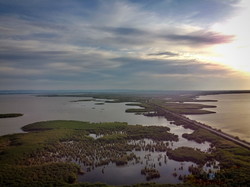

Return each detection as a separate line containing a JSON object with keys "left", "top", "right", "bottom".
{"left": 0, "top": 92, "right": 250, "bottom": 186}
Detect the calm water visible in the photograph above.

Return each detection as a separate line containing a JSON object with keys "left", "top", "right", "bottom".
{"left": 78, "top": 151, "right": 196, "bottom": 185}
{"left": 0, "top": 94, "right": 211, "bottom": 185}
{"left": 0, "top": 94, "right": 209, "bottom": 149}
{"left": 186, "top": 93, "right": 250, "bottom": 142}
{"left": 0, "top": 94, "right": 165, "bottom": 135}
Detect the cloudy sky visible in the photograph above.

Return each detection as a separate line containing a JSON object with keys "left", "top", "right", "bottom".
{"left": 0, "top": 0, "right": 249, "bottom": 90}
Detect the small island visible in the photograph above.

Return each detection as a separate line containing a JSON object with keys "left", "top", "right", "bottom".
{"left": 0, "top": 113, "right": 23, "bottom": 118}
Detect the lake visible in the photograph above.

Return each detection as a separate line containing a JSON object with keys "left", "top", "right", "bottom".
{"left": 186, "top": 93, "right": 250, "bottom": 142}
{"left": 0, "top": 94, "right": 212, "bottom": 184}
{"left": 0, "top": 94, "right": 209, "bottom": 150}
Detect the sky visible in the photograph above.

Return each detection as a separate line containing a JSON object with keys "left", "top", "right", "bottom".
{"left": 0, "top": 0, "right": 249, "bottom": 91}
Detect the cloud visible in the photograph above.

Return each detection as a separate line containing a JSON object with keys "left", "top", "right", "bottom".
{"left": 110, "top": 57, "right": 232, "bottom": 77}
{"left": 128, "top": 0, "right": 241, "bottom": 25}
{"left": 148, "top": 51, "right": 179, "bottom": 56}
{"left": 0, "top": 0, "right": 247, "bottom": 90}
{"left": 0, "top": 66, "right": 42, "bottom": 77}
{"left": 101, "top": 27, "right": 147, "bottom": 36}
{"left": 91, "top": 26, "right": 234, "bottom": 49}
{"left": 163, "top": 31, "right": 234, "bottom": 45}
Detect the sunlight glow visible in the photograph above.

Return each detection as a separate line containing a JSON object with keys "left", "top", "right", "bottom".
{"left": 211, "top": 0, "right": 250, "bottom": 74}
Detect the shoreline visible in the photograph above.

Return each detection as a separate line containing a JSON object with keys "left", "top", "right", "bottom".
{"left": 1, "top": 92, "right": 250, "bottom": 145}
{"left": 0, "top": 93, "right": 250, "bottom": 186}
{"left": 147, "top": 102, "right": 250, "bottom": 149}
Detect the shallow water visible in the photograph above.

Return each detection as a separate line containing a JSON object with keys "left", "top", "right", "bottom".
{"left": 0, "top": 94, "right": 212, "bottom": 184}
{"left": 0, "top": 95, "right": 210, "bottom": 149}
{"left": 186, "top": 94, "right": 250, "bottom": 142}
{"left": 0, "top": 94, "right": 169, "bottom": 135}
{"left": 78, "top": 150, "right": 196, "bottom": 185}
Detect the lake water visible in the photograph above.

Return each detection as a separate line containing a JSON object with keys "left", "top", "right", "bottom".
{"left": 186, "top": 93, "right": 250, "bottom": 142}
{"left": 0, "top": 94, "right": 211, "bottom": 185}
{"left": 0, "top": 94, "right": 166, "bottom": 135}
{"left": 0, "top": 94, "right": 209, "bottom": 149}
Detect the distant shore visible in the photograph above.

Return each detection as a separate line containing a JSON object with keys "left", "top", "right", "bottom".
{"left": 0, "top": 113, "right": 23, "bottom": 118}
{"left": 0, "top": 89, "right": 250, "bottom": 96}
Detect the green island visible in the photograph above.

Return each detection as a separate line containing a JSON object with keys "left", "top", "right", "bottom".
{"left": 0, "top": 113, "right": 23, "bottom": 118}
{"left": 95, "top": 102, "right": 105, "bottom": 105}
{"left": 71, "top": 99, "right": 95, "bottom": 102}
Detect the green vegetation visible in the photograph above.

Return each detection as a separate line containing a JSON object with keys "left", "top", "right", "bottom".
{"left": 167, "top": 147, "right": 208, "bottom": 165}
{"left": 0, "top": 163, "right": 79, "bottom": 186}
{"left": 141, "top": 167, "right": 160, "bottom": 181}
{"left": 22, "top": 120, "right": 178, "bottom": 142}
{"left": 64, "top": 183, "right": 227, "bottom": 187}
{"left": 71, "top": 99, "right": 94, "bottom": 102}
{"left": 95, "top": 102, "right": 105, "bottom": 105}
{"left": 163, "top": 103, "right": 216, "bottom": 114}
{"left": 3, "top": 120, "right": 248, "bottom": 186}
{"left": 125, "top": 102, "right": 154, "bottom": 114}
{"left": 0, "top": 113, "right": 23, "bottom": 118}
{"left": 0, "top": 120, "right": 178, "bottom": 186}
{"left": 119, "top": 95, "right": 250, "bottom": 186}
{"left": 43, "top": 92, "right": 216, "bottom": 115}
{"left": 182, "top": 128, "right": 221, "bottom": 144}
{"left": 22, "top": 120, "right": 113, "bottom": 131}
{"left": 148, "top": 102, "right": 216, "bottom": 115}
{"left": 125, "top": 108, "right": 149, "bottom": 113}
{"left": 123, "top": 97, "right": 216, "bottom": 115}
{"left": 34, "top": 92, "right": 250, "bottom": 187}
{"left": 125, "top": 125, "right": 177, "bottom": 141}
{"left": 181, "top": 128, "right": 250, "bottom": 186}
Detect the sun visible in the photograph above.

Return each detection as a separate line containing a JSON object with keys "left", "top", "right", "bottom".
{"left": 212, "top": 44, "right": 250, "bottom": 74}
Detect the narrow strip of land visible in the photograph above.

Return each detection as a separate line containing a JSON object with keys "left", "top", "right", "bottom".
{"left": 150, "top": 103, "right": 250, "bottom": 149}
{"left": 0, "top": 113, "right": 23, "bottom": 118}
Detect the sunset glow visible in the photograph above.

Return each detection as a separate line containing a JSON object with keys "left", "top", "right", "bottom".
{"left": 211, "top": 0, "right": 250, "bottom": 73}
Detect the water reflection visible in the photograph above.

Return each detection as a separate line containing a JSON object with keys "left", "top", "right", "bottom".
{"left": 0, "top": 94, "right": 214, "bottom": 185}
{"left": 185, "top": 94, "right": 250, "bottom": 142}
{"left": 78, "top": 151, "right": 196, "bottom": 185}
{"left": 0, "top": 95, "right": 211, "bottom": 149}
{"left": 88, "top": 133, "right": 104, "bottom": 139}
